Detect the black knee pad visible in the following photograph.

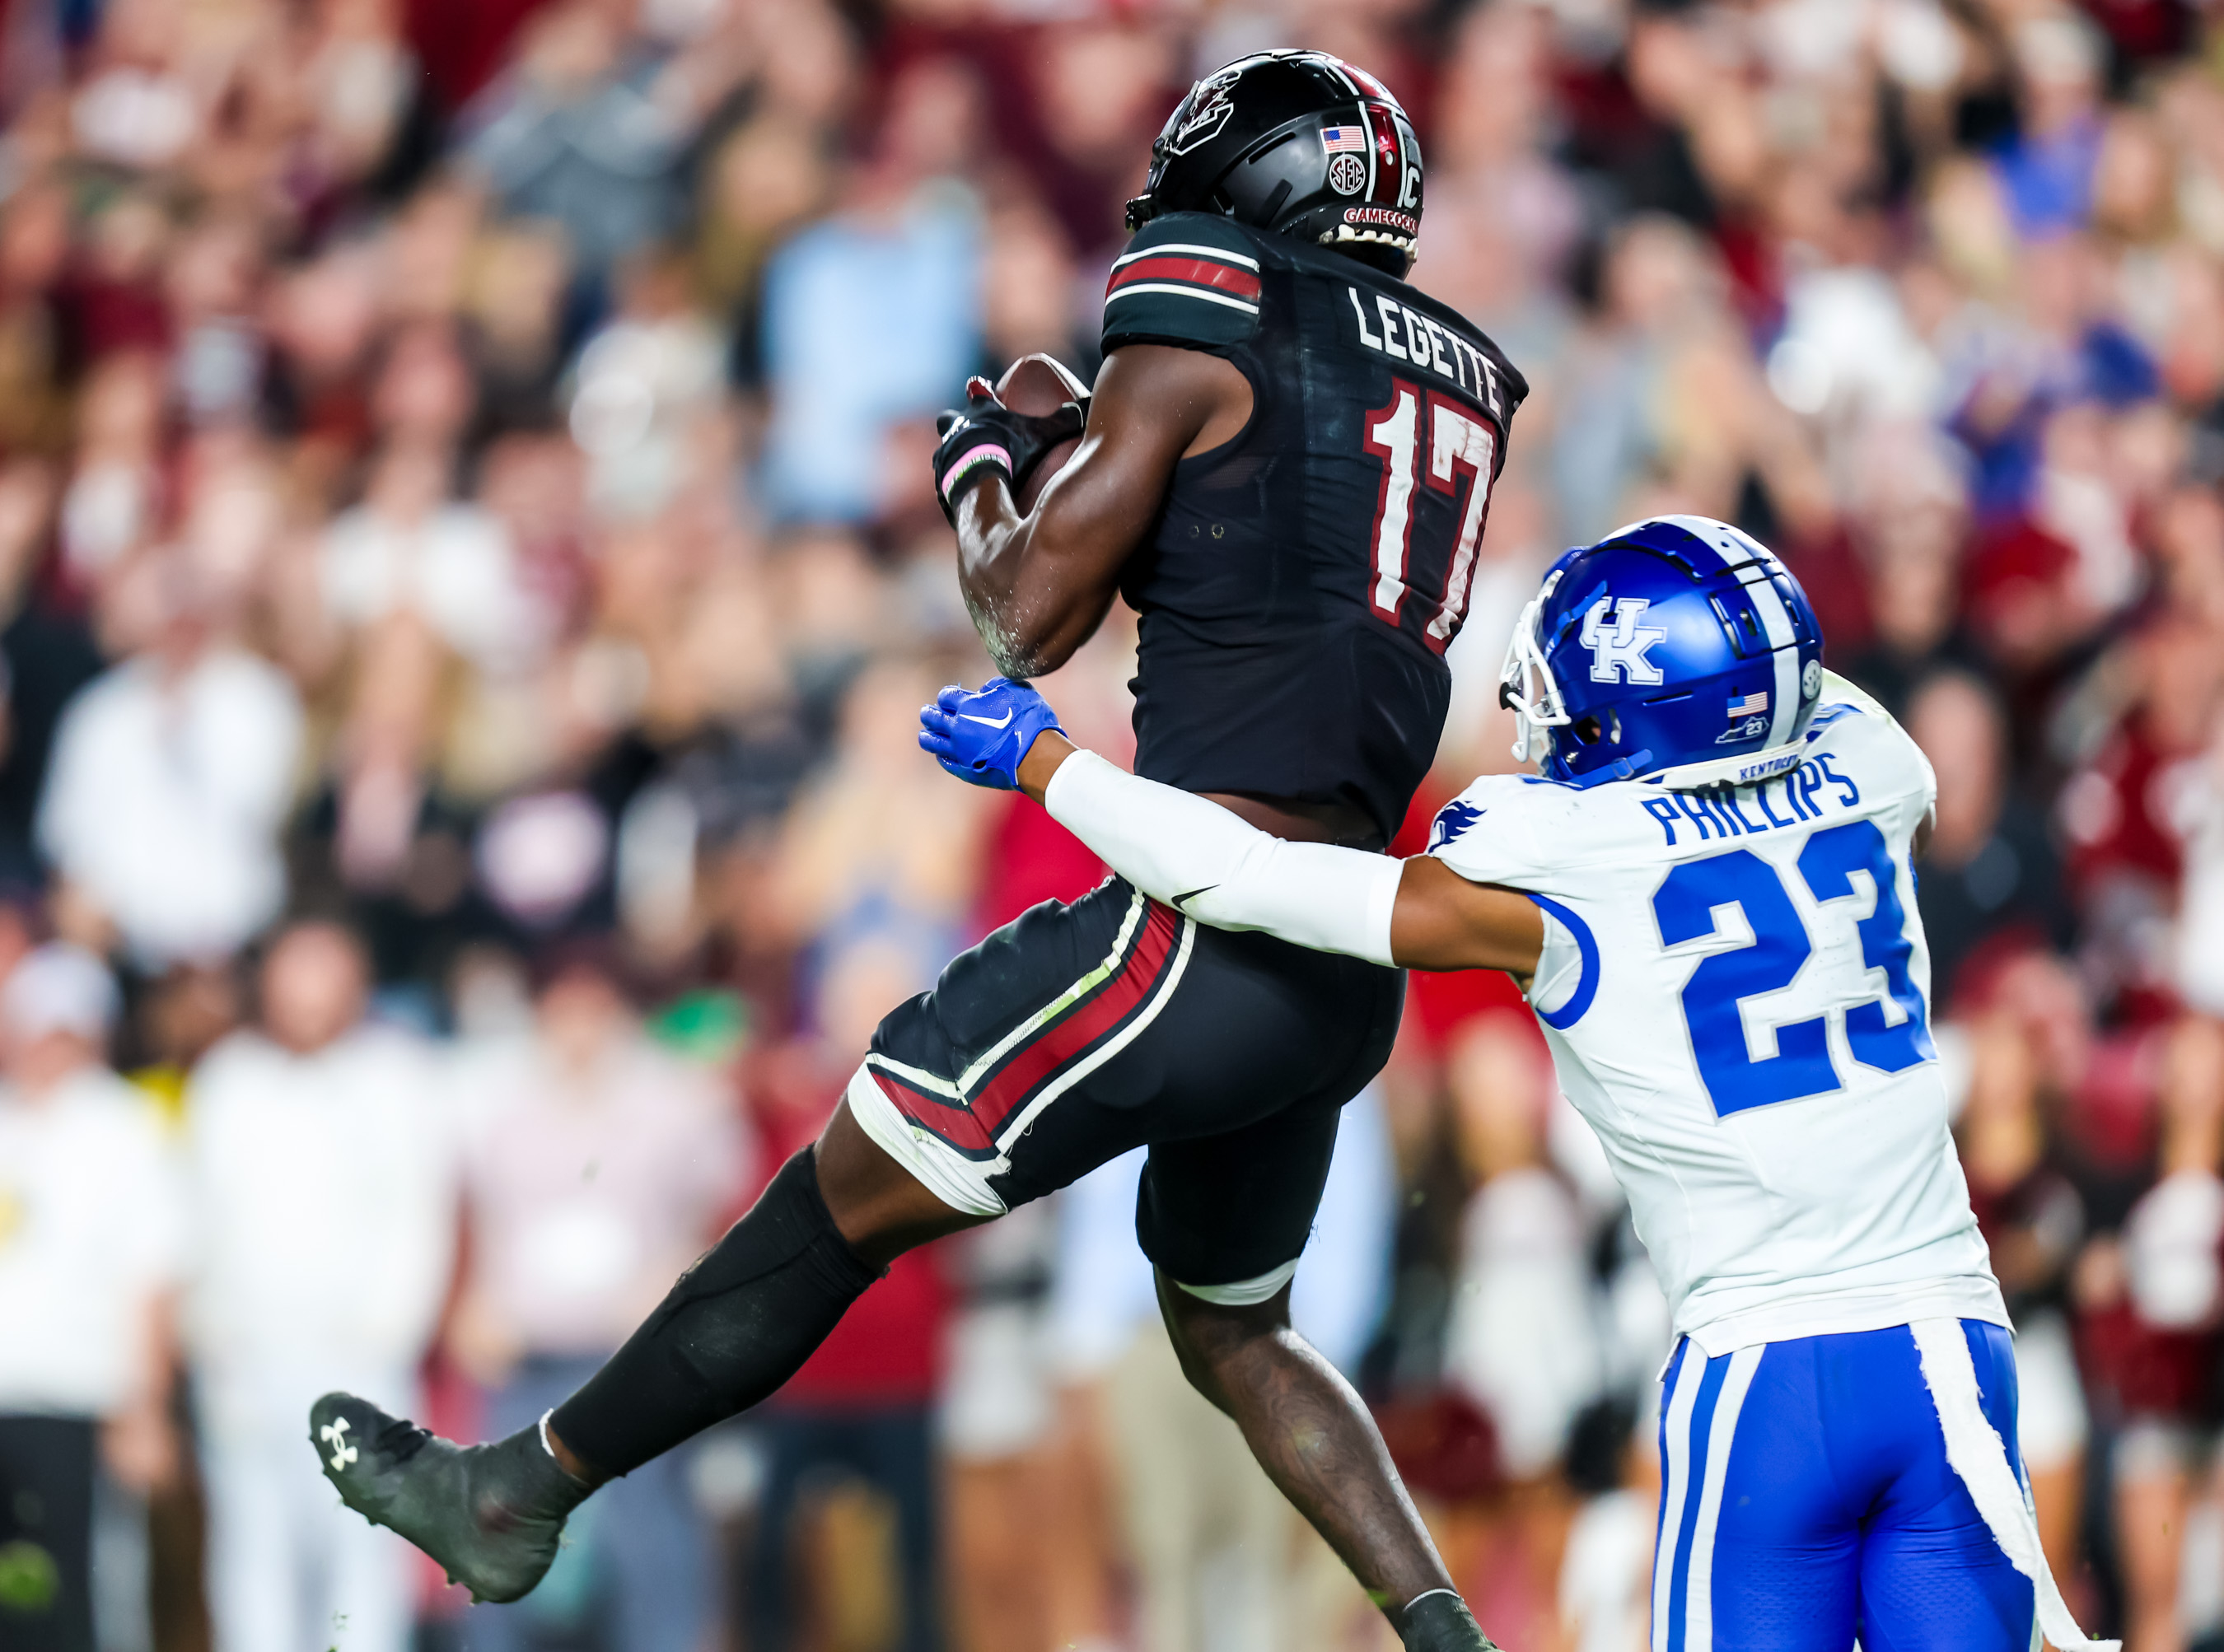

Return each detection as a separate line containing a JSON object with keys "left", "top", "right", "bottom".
{"left": 661, "top": 1147, "right": 878, "bottom": 1312}
{"left": 551, "top": 1148, "right": 881, "bottom": 1477}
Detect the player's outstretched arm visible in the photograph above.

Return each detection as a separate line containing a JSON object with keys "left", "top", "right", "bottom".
{"left": 919, "top": 681, "right": 1542, "bottom": 978}
{"left": 1027, "top": 736, "right": 1543, "bottom": 978}
{"left": 1378, "top": 854, "right": 1545, "bottom": 975}
{"left": 937, "top": 344, "right": 1250, "bottom": 679}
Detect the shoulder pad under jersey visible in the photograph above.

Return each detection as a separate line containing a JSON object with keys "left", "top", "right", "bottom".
{"left": 1805, "top": 671, "right": 1937, "bottom": 814}
{"left": 1101, "top": 213, "right": 1264, "bottom": 355}
{"left": 1420, "top": 772, "right": 1579, "bottom": 891}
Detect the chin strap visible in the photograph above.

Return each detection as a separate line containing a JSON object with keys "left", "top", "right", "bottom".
{"left": 1568, "top": 749, "right": 1654, "bottom": 789}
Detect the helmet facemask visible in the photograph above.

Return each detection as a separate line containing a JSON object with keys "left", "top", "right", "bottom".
{"left": 1497, "top": 569, "right": 1570, "bottom": 768}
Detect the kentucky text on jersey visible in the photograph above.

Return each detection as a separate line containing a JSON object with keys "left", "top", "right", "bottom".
{"left": 1638, "top": 754, "right": 1863, "bottom": 847}
{"left": 1344, "top": 286, "right": 1505, "bottom": 415}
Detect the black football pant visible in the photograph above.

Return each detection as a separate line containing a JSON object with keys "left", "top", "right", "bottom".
{"left": 554, "top": 876, "right": 1403, "bottom": 1477}
{"left": 849, "top": 875, "right": 1404, "bottom": 1290}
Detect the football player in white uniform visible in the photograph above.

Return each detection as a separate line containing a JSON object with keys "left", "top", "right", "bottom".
{"left": 920, "top": 515, "right": 2115, "bottom": 1652}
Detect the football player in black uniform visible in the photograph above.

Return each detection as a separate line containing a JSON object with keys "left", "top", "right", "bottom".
{"left": 310, "top": 52, "right": 1524, "bottom": 1652}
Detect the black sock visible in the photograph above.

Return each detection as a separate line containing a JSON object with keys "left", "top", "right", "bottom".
{"left": 550, "top": 1147, "right": 882, "bottom": 1477}
{"left": 1398, "top": 1589, "right": 1496, "bottom": 1651}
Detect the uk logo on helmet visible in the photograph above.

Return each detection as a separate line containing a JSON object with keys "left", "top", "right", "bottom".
{"left": 1581, "top": 596, "right": 1667, "bottom": 685}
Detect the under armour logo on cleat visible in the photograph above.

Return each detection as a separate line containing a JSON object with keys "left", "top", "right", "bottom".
{"left": 320, "top": 1417, "right": 359, "bottom": 1472}
{"left": 959, "top": 709, "right": 1014, "bottom": 729}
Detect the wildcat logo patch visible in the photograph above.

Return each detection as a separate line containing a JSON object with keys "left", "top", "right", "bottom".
{"left": 1428, "top": 799, "right": 1485, "bottom": 852}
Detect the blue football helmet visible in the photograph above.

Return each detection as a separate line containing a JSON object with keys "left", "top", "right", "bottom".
{"left": 1498, "top": 515, "right": 1826, "bottom": 790}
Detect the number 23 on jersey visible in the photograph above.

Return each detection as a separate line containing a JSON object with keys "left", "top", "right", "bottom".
{"left": 1653, "top": 818, "right": 1935, "bottom": 1118}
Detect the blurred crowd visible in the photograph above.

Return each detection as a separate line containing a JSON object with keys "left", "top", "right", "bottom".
{"left": 2, "top": 0, "right": 2224, "bottom": 1649}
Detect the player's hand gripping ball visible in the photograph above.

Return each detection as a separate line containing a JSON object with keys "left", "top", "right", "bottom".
{"left": 918, "top": 679, "right": 1064, "bottom": 791}
{"left": 932, "top": 359, "right": 1087, "bottom": 524}
{"left": 993, "top": 353, "right": 1089, "bottom": 508}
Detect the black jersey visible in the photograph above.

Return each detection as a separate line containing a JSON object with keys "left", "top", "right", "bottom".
{"left": 1100, "top": 212, "right": 1526, "bottom": 845}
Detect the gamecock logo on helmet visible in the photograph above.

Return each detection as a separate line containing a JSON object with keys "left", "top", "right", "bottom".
{"left": 1170, "top": 70, "right": 1241, "bottom": 155}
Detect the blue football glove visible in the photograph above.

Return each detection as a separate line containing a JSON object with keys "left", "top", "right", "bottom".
{"left": 918, "top": 678, "right": 1065, "bottom": 791}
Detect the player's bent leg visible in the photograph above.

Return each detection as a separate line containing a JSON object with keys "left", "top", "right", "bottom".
{"left": 313, "top": 1115, "right": 981, "bottom": 1602}
{"left": 816, "top": 1083, "right": 1003, "bottom": 1266}
{"left": 1153, "top": 1278, "right": 1493, "bottom": 1650}
{"left": 1107, "top": 936, "right": 1474, "bottom": 1644}
{"left": 549, "top": 1115, "right": 983, "bottom": 1475}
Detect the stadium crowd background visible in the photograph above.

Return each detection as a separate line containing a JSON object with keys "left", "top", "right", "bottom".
{"left": 1, "top": 0, "right": 2223, "bottom": 1648}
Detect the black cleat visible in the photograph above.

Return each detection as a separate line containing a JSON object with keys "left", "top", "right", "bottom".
{"left": 309, "top": 1392, "right": 591, "bottom": 1604}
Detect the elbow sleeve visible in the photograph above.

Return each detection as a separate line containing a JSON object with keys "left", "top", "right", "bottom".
{"left": 1044, "top": 751, "right": 1400, "bottom": 968}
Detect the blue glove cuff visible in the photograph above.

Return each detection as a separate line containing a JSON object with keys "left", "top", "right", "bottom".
{"left": 918, "top": 679, "right": 1065, "bottom": 791}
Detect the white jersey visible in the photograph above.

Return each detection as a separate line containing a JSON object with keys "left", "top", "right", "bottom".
{"left": 1430, "top": 674, "right": 2004, "bottom": 1356}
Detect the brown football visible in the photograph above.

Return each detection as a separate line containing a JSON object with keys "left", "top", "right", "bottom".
{"left": 995, "top": 352, "right": 1090, "bottom": 511}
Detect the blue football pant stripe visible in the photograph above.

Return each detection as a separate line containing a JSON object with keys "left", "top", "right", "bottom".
{"left": 1650, "top": 1323, "right": 2038, "bottom": 1652}
{"left": 1652, "top": 1339, "right": 1701, "bottom": 1652}
{"left": 1686, "top": 1346, "right": 1764, "bottom": 1651}
{"left": 1656, "top": 1343, "right": 1764, "bottom": 1652}
{"left": 1666, "top": 1351, "right": 1729, "bottom": 1652}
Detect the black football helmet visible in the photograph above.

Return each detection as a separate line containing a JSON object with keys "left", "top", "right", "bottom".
{"left": 1124, "top": 50, "right": 1423, "bottom": 277}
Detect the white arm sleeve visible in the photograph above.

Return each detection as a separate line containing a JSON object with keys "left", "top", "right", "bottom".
{"left": 1043, "top": 750, "right": 1401, "bottom": 968}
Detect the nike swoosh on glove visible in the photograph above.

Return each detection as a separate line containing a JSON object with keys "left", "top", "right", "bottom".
{"left": 932, "top": 377, "right": 1086, "bottom": 524}
{"left": 918, "top": 678, "right": 1065, "bottom": 791}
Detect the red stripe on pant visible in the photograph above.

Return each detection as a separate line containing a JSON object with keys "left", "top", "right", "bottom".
{"left": 871, "top": 900, "right": 1183, "bottom": 1156}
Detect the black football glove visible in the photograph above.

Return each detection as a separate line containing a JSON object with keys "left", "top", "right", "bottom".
{"left": 932, "top": 376, "right": 1086, "bottom": 525}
